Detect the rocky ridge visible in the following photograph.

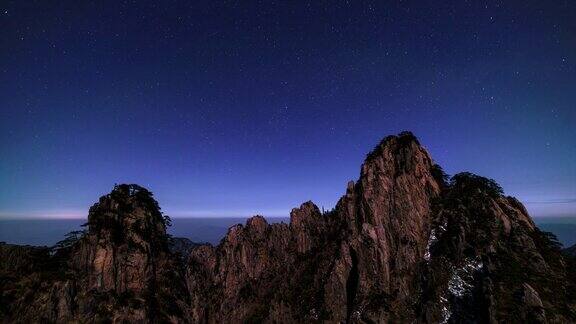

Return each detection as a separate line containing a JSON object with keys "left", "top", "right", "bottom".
{"left": 1, "top": 132, "right": 575, "bottom": 323}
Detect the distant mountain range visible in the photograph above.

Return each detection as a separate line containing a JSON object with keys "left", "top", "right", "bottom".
{"left": 1, "top": 132, "right": 575, "bottom": 322}
{"left": 564, "top": 244, "right": 576, "bottom": 257}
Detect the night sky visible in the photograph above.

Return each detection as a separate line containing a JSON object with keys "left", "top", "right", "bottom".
{"left": 1, "top": 1, "right": 575, "bottom": 219}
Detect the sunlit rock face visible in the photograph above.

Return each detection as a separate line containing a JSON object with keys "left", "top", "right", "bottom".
{"left": 1, "top": 132, "right": 575, "bottom": 323}
{"left": 185, "top": 132, "right": 575, "bottom": 323}
{"left": 184, "top": 132, "right": 442, "bottom": 323}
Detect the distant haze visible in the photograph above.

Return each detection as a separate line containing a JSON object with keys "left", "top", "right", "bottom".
{"left": 1, "top": 217, "right": 574, "bottom": 248}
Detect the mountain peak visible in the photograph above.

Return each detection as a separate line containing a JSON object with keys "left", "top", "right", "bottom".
{"left": 84, "top": 184, "right": 170, "bottom": 247}
{"left": 365, "top": 131, "right": 421, "bottom": 160}
{"left": 358, "top": 132, "right": 440, "bottom": 213}
{"left": 1, "top": 133, "right": 574, "bottom": 323}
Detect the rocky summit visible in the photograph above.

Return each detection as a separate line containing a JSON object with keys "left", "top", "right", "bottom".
{"left": 1, "top": 132, "right": 575, "bottom": 323}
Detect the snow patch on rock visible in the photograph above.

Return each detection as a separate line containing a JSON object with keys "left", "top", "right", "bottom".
{"left": 309, "top": 308, "right": 319, "bottom": 320}
{"left": 439, "top": 256, "right": 483, "bottom": 323}
{"left": 424, "top": 229, "right": 437, "bottom": 261}
{"left": 439, "top": 296, "right": 451, "bottom": 324}
{"left": 424, "top": 219, "right": 448, "bottom": 262}
{"left": 448, "top": 257, "right": 483, "bottom": 297}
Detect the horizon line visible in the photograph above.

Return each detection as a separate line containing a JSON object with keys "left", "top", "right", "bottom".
{"left": 1, "top": 214, "right": 575, "bottom": 221}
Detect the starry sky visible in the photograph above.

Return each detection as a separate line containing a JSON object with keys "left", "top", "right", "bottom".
{"left": 1, "top": 0, "right": 575, "bottom": 219}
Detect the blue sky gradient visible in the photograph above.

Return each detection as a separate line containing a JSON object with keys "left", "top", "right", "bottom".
{"left": 1, "top": 1, "right": 574, "bottom": 219}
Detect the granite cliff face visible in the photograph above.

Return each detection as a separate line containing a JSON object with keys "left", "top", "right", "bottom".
{"left": 185, "top": 133, "right": 442, "bottom": 323}
{"left": 0, "top": 185, "right": 190, "bottom": 322}
{"left": 1, "top": 132, "right": 575, "bottom": 323}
